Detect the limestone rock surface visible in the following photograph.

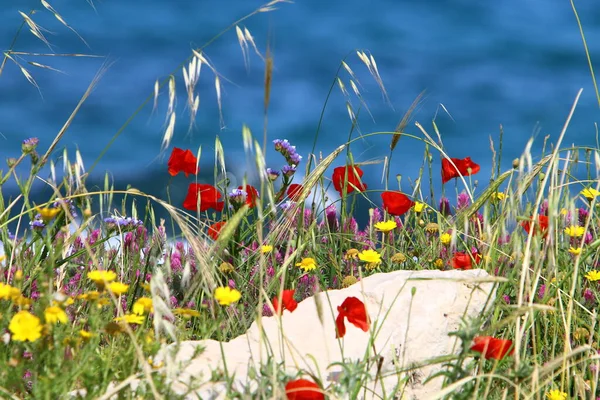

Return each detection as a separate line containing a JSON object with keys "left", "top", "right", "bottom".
{"left": 155, "top": 268, "right": 496, "bottom": 399}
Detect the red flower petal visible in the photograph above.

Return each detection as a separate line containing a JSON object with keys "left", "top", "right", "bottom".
{"left": 452, "top": 252, "right": 472, "bottom": 270}
{"left": 287, "top": 184, "right": 309, "bottom": 202}
{"left": 207, "top": 221, "right": 226, "bottom": 240}
{"left": 272, "top": 289, "right": 298, "bottom": 314}
{"left": 471, "top": 336, "right": 514, "bottom": 360}
{"left": 520, "top": 215, "right": 549, "bottom": 237}
{"left": 183, "top": 183, "right": 224, "bottom": 212}
{"left": 167, "top": 147, "right": 198, "bottom": 177}
{"left": 285, "top": 378, "right": 324, "bottom": 400}
{"left": 441, "top": 157, "right": 480, "bottom": 184}
{"left": 238, "top": 185, "right": 259, "bottom": 208}
{"left": 336, "top": 296, "right": 369, "bottom": 338}
{"left": 381, "top": 191, "right": 415, "bottom": 216}
{"left": 335, "top": 312, "right": 346, "bottom": 339}
{"left": 332, "top": 166, "right": 367, "bottom": 196}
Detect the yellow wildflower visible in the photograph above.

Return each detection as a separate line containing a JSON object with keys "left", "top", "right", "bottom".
{"left": 564, "top": 225, "right": 585, "bottom": 237}
{"left": 494, "top": 192, "right": 506, "bottom": 201}
{"left": 560, "top": 208, "right": 569, "bottom": 216}
{"left": 413, "top": 202, "right": 426, "bottom": 213}
{"left": 434, "top": 259, "right": 444, "bottom": 269}
{"left": 260, "top": 245, "right": 273, "bottom": 254}
{"left": 35, "top": 206, "right": 61, "bottom": 223}
{"left": 219, "top": 262, "right": 234, "bottom": 274}
{"left": 77, "top": 291, "right": 101, "bottom": 301}
{"left": 344, "top": 249, "right": 359, "bottom": 260}
{"left": 79, "top": 330, "right": 94, "bottom": 340}
{"left": 581, "top": 187, "right": 600, "bottom": 200}
{"left": 358, "top": 249, "right": 381, "bottom": 264}
{"left": 391, "top": 253, "right": 407, "bottom": 263}
{"left": 114, "top": 314, "right": 145, "bottom": 325}
{"left": 87, "top": 270, "right": 117, "bottom": 288}
{"left": 585, "top": 270, "right": 600, "bottom": 282}
{"left": 440, "top": 233, "right": 452, "bottom": 245}
{"left": 425, "top": 222, "right": 439, "bottom": 234}
{"left": 107, "top": 282, "right": 129, "bottom": 296}
{"left": 568, "top": 246, "right": 582, "bottom": 256}
{"left": 296, "top": 257, "right": 317, "bottom": 272}
{"left": 0, "top": 254, "right": 5, "bottom": 264}
{"left": 374, "top": 220, "right": 397, "bottom": 233}
{"left": 342, "top": 276, "right": 358, "bottom": 288}
{"left": 545, "top": 389, "right": 567, "bottom": 400}
{"left": 133, "top": 297, "right": 153, "bottom": 315}
{"left": 44, "top": 306, "right": 68, "bottom": 325}
{"left": 9, "top": 311, "right": 43, "bottom": 342}
{"left": 173, "top": 308, "right": 201, "bottom": 318}
{"left": 214, "top": 287, "right": 241, "bottom": 306}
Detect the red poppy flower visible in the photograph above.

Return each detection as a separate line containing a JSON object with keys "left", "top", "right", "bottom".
{"left": 207, "top": 221, "right": 226, "bottom": 240}
{"left": 470, "top": 336, "right": 514, "bottom": 360}
{"left": 183, "top": 183, "right": 225, "bottom": 212}
{"left": 520, "top": 215, "right": 549, "bottom": 237}
{"left": 167, "top": 147, "right": 198, "bottom": 177}
{"left": 452, "top": 252, "right": 473, "bottom": 270}
{"left": 287, "top": 184, "right": 310, "bottom": 202}
{"left": 441, "top": 157, "right": 480, "bottom": 184}
{"left": 335, "top": 296, "right": 370, "bottom": 338}
{"left": 238, "top": 185, "right": 259, "bottom": 208}
{"left": 285, "top": 378, "right": 324, "bottom": 400}
{"left": 332, "top": 165, "right": 367, "bottom": 196}
{"left": 272, "top": 289, "right": 298, "bottom": 314}
{"left": 381, "top": 191, "right": 415, "bottom": 216}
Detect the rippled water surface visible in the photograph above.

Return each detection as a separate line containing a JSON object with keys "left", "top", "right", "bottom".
{"left": 1, "top": 0, "right": 599, "bottom": 197}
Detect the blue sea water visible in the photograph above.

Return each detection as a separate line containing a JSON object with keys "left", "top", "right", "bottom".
{"left": 1, "top": 0, "right": 600, "bottom": 205}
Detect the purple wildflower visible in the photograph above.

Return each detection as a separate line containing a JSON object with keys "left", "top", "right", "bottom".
{"left": 22, "top": 138, "right": 39, "bottom": 154}
{"left": 266, "top": 168, "right": 280, "bottom": 181}
{"left": 439, "top": 197, "right": 452, "bottom": 216}
{"left": 457, "top": 192, "right": 470, "bottom": 209}
{"left": 282, "top": 165, "right": 296, "bottom": 177}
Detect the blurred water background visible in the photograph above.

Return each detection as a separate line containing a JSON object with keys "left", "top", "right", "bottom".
{"left": 1, "top": 0, "right": 600, "bottom": 222}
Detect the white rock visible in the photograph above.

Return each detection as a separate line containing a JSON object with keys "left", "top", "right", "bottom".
{"left": 152, "top": 269, "right": 495, "bottom": 399}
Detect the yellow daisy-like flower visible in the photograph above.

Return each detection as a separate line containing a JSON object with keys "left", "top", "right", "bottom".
{"left": 434, "top": 258, "right": 444, "bottom": 269}
{"left": 133, "top": 297, "right": 154, "bottom": 315}
{"left": 296, "top": 257, "right": 317, "bottom": 272}
{"left": 585, "top": 270, "right": 600, "bottom": 282}
{"left": 358, "top": 249, "right": 381, "bottom": 264}
{"left": 77, "top": 291, "right": 101, "bottom": 301}
{"left": 79, "top": 330, "right": 94, "bottom": 340}
{"left": 35, "top": 206, "right": 61, "bottom": 223}
{"left": 9, "top": 311, "right": 43, "bottom": 342}
{"left": 413, "top": 202, "right": 426, "bottom": 213}
{"left": 87, "top": 270, "right": 117, "bottom": 285}
{"left": 581, "top": 187, "right": 600, "bottom": 201}
{"left": 374, "top": 220, "right": 397, "bottom": 233}
{"left": 568, "top": 246, "right": 582, "bottom": 256}
{"left": 214, "top": 287, "right": 242, "bottom": 306}
{"left": 44, "top": 306, "right": 68, "bottom": 325}
{"left": 344, "top": 249, "right": 359, "bottom": 260}
{"left": 114, "top": 314, "right": 145, "bottom": 325}
{"left": 564, "top": 225, "right": 585, "bottom": 237}
{"left": 440, "top": 233, "right": 452, "bottom": 245}
{"left": 219, "top": 262, "right": 235, "bottom": 274}
{"left": 260, "top": 245, "right": 273, "bottom": 254}
{"left": 107, "top": 282, "right": 129, "bottom": 296}
{"left": 173, "top": 308, "right": 201, "bottom": 318}
{"left": 0, "top": 283, "right": 15, "bottom": 300}
{"left": 560, "top": 208, "right": 569, "bottom": 216}
{"left": 545, "top": 389, "right": 567, "bottom": 400}
{"left": 494, "top": 192, "right": 506, "bottom": 201}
